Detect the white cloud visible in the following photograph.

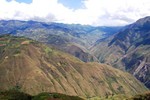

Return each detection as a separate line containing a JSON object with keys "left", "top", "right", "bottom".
{"left": 0, "top": 0, "right": 150, "bottom": 26}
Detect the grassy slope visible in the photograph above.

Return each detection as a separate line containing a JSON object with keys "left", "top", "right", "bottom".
{"left": 0, "top": 35, "right": 148, "bottom": 98}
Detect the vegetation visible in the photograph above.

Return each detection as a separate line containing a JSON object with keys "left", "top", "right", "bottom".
{"left": 127, "top": 92, "right": 150, "bottom": 100}
{"left": 87, "top": 92, "right": 150, "bottom": 100}
{"left": 0, "top": 90, "right": 149, "bottom": 100}
{"left": 32, "top": 92, "right": 84, "bottom": 100}
{"left": 0, "top": 90, "right": 32, "bottom": 100}
{"left": 0, "top": 90, "right": 84, "bottom": 100}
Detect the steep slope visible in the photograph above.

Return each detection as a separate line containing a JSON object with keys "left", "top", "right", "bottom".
{"left": 0, "top": 35, "right": 148, "bottom": 98}
{"left": 0, "top": 20, "right": 121, "bottom": 62}
{"left": 91, "top": 16, "right": 150, "bottom": 88}
{"left": 64, "top": 44, "right": 98, "bottom": 62}
{"left": 37, "top": 34, "right": 97, "bottom": 62}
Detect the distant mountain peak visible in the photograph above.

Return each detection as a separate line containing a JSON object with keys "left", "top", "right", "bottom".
{"left": 132, "top": 16, "right": 150, "bottom": 27}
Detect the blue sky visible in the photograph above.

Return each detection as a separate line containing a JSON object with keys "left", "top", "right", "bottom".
{"left": 58, "top": 0, "right": 84, "bottom": 9}
{"left": 8, "top": 0, "right": 84, "bottom": 9}
{"left": 16, "top": 0, "right": 32, "bottom": 3}
{"left": 1, "top": 0, "right": 150, "bottom": 26}
{"left": 7, "top": 0, "right": 32, "bottom": 3}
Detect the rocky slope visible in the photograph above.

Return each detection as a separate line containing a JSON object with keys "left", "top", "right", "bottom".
{"left": 91, "top": 16, "right": 150, "bottom": 88}
{"left": 0, "top": 35, "right": 148, "bottom": 98}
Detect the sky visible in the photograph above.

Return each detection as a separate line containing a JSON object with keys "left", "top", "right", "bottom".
{"left": 1, "top": 0, "right": 150, "bottom": 26}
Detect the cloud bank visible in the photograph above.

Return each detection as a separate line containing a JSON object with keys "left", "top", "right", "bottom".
{"left": 0, "top": 0, "right": 150, "bottom": 26}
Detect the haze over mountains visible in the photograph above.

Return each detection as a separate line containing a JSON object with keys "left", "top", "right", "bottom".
{"left": 0, "top": 16, "right": 150, "bottom": 99}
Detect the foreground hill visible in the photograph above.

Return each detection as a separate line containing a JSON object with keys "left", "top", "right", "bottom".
{"left": 128, "top": 92, "right": 150, "bottom": 100}
{"left": 0, "top": 90, "right": 84, "bottom": 100}
{"left": 1, "top": 90, "right": 149, "bottom": 100}
{"left": 91, "top": 16, "right": 150, "bottom": 88}
{"left": 89, "top": 92, "right": 150, "bottom": 100}
{"left": 0, "top": 20, "right": 121, "bottom": 62}
{"left": 0, "top": 35, "right": 148, "bottom": 98}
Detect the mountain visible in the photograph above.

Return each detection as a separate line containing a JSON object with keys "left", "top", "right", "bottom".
{"left": 0, "top": 35, "right": 148, "bottom": 98}
{"left": 0, "top": 20, "right": 121, "bottom": 62}
{"left": 0, "top": 20, "right": 121, "bottom": 48}
{"left": 91, "top": 16, "right": 150, "bottom": 88}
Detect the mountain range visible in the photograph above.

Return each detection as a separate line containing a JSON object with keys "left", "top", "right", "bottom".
{"left": 0, "top": 20, "right": 121, "bottom": 62}
{"left": 0, "top": 16, "right": 150, "bottom": 99}
{"left": 91, "top": 16, "right": 150, "bottom": 89}
{"left": 0, "top": 35, "right": 148, "bottom": 99}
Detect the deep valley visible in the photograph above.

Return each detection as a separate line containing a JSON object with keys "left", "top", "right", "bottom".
{"left": 0, "top": 16, "right": 150, "bottom": 100}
